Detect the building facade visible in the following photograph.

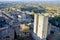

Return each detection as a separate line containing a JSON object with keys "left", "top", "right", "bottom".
{"left": 32, "top": 14, "right": 48, "bottom": 40}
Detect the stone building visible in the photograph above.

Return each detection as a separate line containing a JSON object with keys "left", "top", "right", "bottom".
{"left": 32, "top": 14, "right": 48, "bottom": 40}
{"left": 0, "top": 17, "right": 14, "bottom": 40}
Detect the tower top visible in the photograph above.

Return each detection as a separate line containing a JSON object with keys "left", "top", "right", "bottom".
{"left": 34, "top": 13, "right": 48, "bottom": 18}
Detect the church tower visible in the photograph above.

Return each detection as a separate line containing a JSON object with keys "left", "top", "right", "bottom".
{"left": 33, "top": 14, "right": 48, "bottom": 40}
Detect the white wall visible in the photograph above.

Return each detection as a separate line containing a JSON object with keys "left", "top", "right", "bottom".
{"left": 33, "top": 14, "right": 48, "bottom": 40}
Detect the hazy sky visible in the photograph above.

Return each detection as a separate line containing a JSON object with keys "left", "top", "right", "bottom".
{"left": 0, "top": 0, "right": 60, "bottom": 1}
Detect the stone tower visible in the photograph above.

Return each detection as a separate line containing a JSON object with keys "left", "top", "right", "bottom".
{"left": 32, "top": 14, "right": 48, "bottom": 40}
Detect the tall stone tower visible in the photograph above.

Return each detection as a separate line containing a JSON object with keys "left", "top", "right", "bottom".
{"left": 32, "top": 14, "right": 48, "bottom": 40}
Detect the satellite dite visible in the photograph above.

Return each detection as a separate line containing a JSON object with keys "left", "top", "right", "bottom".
{"left": 32, "top": 14, "right": 49, "bottom": 40}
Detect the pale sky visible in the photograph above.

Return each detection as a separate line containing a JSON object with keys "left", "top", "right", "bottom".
{"left": 0, "top": 0, "right": 60, "bottom": 1}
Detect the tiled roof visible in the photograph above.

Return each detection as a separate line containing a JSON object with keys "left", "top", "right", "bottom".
{"left": 0, "top": 27, "right": 8, "bottom": 31}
